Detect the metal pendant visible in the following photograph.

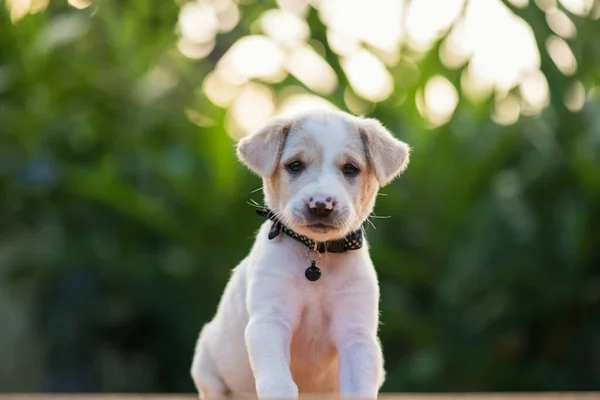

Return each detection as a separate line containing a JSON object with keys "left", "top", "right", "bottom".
{"left": 305, "top": 261, "right": 321, "bottom": 281}
{"left": 305, "top": 245, "right": 322, "bottom": 282}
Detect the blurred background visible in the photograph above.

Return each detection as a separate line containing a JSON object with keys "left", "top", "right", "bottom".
{"left": 1, "top": 0, "right": 599, "bottom": 394}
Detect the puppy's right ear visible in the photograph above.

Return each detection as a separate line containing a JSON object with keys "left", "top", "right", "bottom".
{"left": 359, "top": 118, "right": 410, "bottom": 187}
{"left": 236, "top": 117, "right": 291, "bottom": 177}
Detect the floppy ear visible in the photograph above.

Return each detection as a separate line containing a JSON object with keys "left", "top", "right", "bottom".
{"left": 236, "top": 117, "right": 291, "bottom": 177}
{"left": 359, "top": 118, "right": 410, "bottom": 186}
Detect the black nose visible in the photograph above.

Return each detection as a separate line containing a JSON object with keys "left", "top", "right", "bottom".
{"left": 309, "top": 201, "right": 333, "bottom": 218}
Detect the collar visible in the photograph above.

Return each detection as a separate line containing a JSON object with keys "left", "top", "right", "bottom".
{"left": 256, "top": 209, "right": 364, "bottom": 253}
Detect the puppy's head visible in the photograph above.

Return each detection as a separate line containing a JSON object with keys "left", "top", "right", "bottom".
{"left": 237, "top": 110, "right": 410, "bottom": 242}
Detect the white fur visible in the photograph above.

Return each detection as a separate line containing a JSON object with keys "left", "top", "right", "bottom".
{"left": 191, "top": 110, "right": 409, "bottom": 399}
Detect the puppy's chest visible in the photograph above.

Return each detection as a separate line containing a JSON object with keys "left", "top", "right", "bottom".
{"left": 290, "top": 287, "right": 336, "bottom": 358}
{"left": 288, "top": 259, "right": 349, "bottom": 357}
{"left": 287, "top": 262, "right": 353, "bottom": 390}
{"left": 290, "top": 265, "right": 345, "bottom": 346}
{"left": 290, "top": 293, "right": 338, "bottom": 388}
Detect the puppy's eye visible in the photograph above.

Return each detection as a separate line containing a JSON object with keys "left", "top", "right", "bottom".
{"left": 342, "top": 163, "right": 360, "bottom": 177}
{"left": 286, "top": 161, "right": 304, "bottom": 174}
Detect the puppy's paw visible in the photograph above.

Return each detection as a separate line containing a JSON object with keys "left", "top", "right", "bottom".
{"left": 256, "top": 376, "right": 298, "bottom": 399}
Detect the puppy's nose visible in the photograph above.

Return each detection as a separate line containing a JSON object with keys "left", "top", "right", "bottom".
{"left": 308, "top": 196, "right": 334, "bottom": 218}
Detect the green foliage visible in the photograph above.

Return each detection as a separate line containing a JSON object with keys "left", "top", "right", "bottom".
{"left": 0, "top": 0, "right": 599, "bottom": 393}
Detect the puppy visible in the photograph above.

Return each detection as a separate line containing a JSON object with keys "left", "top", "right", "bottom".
{"left": 191, "top": 109, "right": 410, "bottom": 399}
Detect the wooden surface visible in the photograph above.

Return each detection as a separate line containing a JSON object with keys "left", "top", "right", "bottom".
{"left": 0, "top": 394, "right": 598, "bottom": 400}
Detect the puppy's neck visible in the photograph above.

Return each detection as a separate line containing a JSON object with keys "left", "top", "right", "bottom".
{"left": 256, "top": 209, "right": 364, "bottom": 254}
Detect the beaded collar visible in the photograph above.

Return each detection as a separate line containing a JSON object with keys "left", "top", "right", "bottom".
{"left": 255, "top": 209, "right": 364, "bottom": 253}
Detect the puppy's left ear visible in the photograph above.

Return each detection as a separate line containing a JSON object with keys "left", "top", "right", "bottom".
{"left": 359, "top": 118, "right": 410, "bottom": 187}
{"left": 236, "top": 117, "right": 291, "bottom": 177}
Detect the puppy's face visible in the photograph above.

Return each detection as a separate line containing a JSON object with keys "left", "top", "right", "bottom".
{"left": 237, "top": 110, "right": 410, "bottom": 242}
{"left": 265, "top": 116, "right": 376, "bottom": 241}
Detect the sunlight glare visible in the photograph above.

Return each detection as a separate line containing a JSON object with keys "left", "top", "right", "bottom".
{"left": 534, "top": 0, "right": 557, "bottom": 12}
{"left": 405, "top": 0, "right": 465, "bottom": 51}
{"left": 420, "top": 75, "right": 459, "bottom": 126}
{"left": 7, "top": 0, "right": 30, "bottom": 22}
{"left": 519, "top": 70, "right": 550, "bottom": 115}
{"left": 216, "top": 57, "right": 247, "bottom": 86}
{"left": 492, "top": 94, "right": 521, "bottom": 125}
{"left": 28, "top": 0, "right": 48, "bottom": 13}
{"left": 592, "top": 2, "right": 600, "bottom": 19}
{"left": 317, "top": 0, "right": 403, "bottom": 53}
{"left": 260, "top": 9, "right": 310, "bottom": 45}
{"left": 450, "top": 0, "right": 540, "bottom": 93}
{"left": 344, "top": 87, "right": 374, "bottom": 115}
{"left": 559, "top": 0, "right": 594, "bottom": 16}
{"left": 278, "top": 93, "right": 338, "bottom": 116}
{"left": 546, "top": 9, "right": 577, "bottom": 38}
{"left": 326, "top": 30, "right": 361, "bottom": 57}
{"left": 179, "top": 2, "right": 219, "bottom": 44}
{"left": 231, "top": 84, "right": 275, "bottom": 137}
{"left": 68, "top": 0, "right": 91, "bottom": 10}
{"left": 183, "top": 0, "right": 559, "bottom": 122}
{"left": 460, "top": 64, "right": 494, "bottom": 103}
{"left": 564, "top": 80, "right": 585, "bottom": 111}
{"left": 546, "top": 35, "right": 577, "bottom": 76}
{"left": 223, "top": 36, "right": 285, "bottom": 81}
{"left": 508, "top": 0, "right": 529, "bottom": 7}
{"left": 178, "top": 37, "right": 215, "bottom": 59}
{"left": 440, "top": 23, "right": 470, "bottom": 69}
{"left": 210, "top": 0, "right": 234, "bottom": 13}
{"left": 341, "top": 49, "right": 393, "bottom": 102}
{"left": 216, "top": 1, "right": 240, "bottom": 33}
{"left": 285, "top": 44, "right": 337, "bottom": 95}
{"left": 277, "top": 0, "right": 310, "bottom": 16}
{"left": 203, "top": 70, "right": 242, "bottom": 107}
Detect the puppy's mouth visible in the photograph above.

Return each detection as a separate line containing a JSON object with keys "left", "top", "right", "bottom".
{"left": 306, "top": 223, "right": 337, "bottom": 233}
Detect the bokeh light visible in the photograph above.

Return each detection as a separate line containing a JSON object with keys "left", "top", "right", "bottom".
{"left": 170, "top": 0, "right": 565, "bottom": 133}
{"left": 546, "top": 35, "right": 578, "bottom": 76}
{"left": 418, "top": 76, "right": 459, "bottom": 127}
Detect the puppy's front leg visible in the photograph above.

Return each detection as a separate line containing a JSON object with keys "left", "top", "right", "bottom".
{"left": 331, "top": 281, "right": 383, "bottom": 399}
{"left": 245, "top": 273, "right": 301, "bottom": 399}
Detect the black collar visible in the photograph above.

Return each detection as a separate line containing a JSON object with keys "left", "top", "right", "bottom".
{"left": 256, "top": 209, "right": 363, "bottom": 253}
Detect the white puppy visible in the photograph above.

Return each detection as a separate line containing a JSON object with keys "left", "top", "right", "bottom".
{"left": 191, "top": 109, "right": 410, "bottom": 399}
